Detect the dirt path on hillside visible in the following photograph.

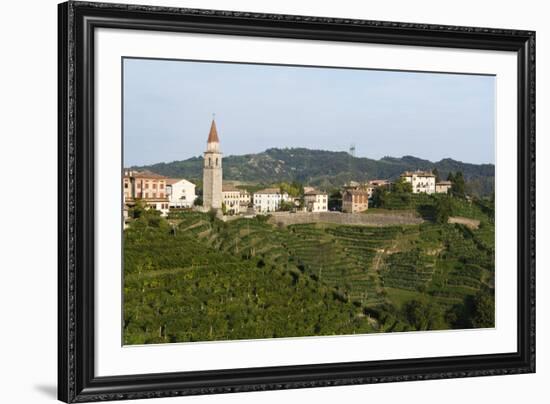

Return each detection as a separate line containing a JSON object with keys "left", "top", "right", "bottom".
{"left": 448, "top": 216, "right": 480, "bottom": 229}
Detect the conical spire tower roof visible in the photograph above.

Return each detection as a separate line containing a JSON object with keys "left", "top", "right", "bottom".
{"left": 207, "top": 119, "right": 219, "bottom": 143}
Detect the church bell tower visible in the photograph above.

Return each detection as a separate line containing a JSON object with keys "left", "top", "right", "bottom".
{"left": 202, "top": 118, "right": 223, "bottom": 210}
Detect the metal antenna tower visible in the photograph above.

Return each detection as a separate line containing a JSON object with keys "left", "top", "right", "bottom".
{"left": 348, "top": 144, "right": 356, "bottom": 183}
{"left": 349, "top": 143, "right": 356, "bottom": 157}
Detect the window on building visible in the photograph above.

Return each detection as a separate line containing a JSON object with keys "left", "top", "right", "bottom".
{"left": 145, "top": 183, "right": 149, "bottom": 189}
{"left": 153, "top": 183, "right": 157, "bottom": 189}
{"left": 124, "top": 183, "right": 128, "bottom": 189}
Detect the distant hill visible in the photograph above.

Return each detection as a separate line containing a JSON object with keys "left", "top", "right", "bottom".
{"left": 132, "top": 148, "right": 495, "bottom": 196}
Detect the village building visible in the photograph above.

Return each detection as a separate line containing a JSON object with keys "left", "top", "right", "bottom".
{"left": 123, "top": 169, "right": 170, "bottom": 215}
{"left": 304, "top": 189, "right": 328, "bottom": 212}
{"left": 344, "top": 181, "right": 374, "bottom": 198}
{"left": 253, "top": 188, "right": 290, "bottom": 213}
{"left": 368, "top": 179, "right": 392, "bottom": 188}
{"left": 202, "top": 119, "right": 223, "bottom": 210}
{"left": 166, "top": 178, "right": 196, "bottom": 208}
{"left": 239, "top": 189, "right": 251, "bottom": 209}
{"left": 435, "top": 180, "right": 453, "bottom": 194}
{"left": 401, "top": 170, "right": 436, "bottom": 194}
{"left": 342, "top": 188, "right": 369, "bottom": 213}
{"left": 222, "top": 184, "right": 242, "bottom": 215}
{"left": 343, "top": 181, "right": 361, "bottom": 189}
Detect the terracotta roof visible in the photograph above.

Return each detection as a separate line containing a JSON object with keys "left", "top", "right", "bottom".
{"left": 166, "top": 178, "right": 194, "bottom": 186}
{"left": 304, "top": 189, "right": 327, "bottom": 196}
{"left": 207, "top": 119, "right": 219, "bottom": 143}
{"left": 255, "top": 187, "right": 284, "bottom": 195}
{"left": 401, "top": 170, "right": 435, "bottom": 177}
{"left": 222, "top": 184, "right": 240, "bottom": 192}
{"left": 126, "top": 170, "right": 167, "bottom": 180}
{"left": 368, "top": 179, "right": 390, "bottom": 186}
{"left": 343, "top": 181, "right": 361, "bottom": 188}
{"left": 344, "top": 189, "right": 370, "bottom": 196}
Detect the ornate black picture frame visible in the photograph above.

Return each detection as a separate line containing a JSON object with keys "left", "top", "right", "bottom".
{"left": 58, "top": 1, "right": 535, "bottom": 402}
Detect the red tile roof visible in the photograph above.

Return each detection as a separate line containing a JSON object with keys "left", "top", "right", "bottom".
{"left": 126, "top": 170, "right": 167, "bottom": 179}
{"left": 255, "top": 188, "right": 283, "bottom": 195}
{"left": 401, "top": 170, "right": 435, "bottom": 177}
{"left": 165, "top": 178, "right": 194, "bottom": 185}
{"left": 344, "top": 189, "right": 370, "bottom": 196}
{"left": 304, "top": 189, "right": 327, "bottom": 196}
{"left": 222, "top": 184, "right": 240, "bottom": 192}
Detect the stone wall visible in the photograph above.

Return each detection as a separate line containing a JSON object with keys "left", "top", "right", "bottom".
{"left": 267, "top": 211, "right": 424, "bottom": 227}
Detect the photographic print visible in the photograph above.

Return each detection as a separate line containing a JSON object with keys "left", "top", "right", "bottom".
{"left": 58, "top": 5, "right": 535, "bottom": 401}
{"left": 122, "top": 58, "right": 496, "bottom": 345}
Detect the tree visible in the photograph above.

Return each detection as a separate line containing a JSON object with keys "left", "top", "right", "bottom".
{"left": 194, "top": 197, "right": 203, "bottom": 207}
{"left": 207, "top": 208, "right": 217, "bottom": 222}
{"left": 291, "top": 181, "right": 304, "bottom": 197}
{"left": 278, "top": 200, "right": 294, "bottom": 212}
{"left": 371, "top": 187, "right": 387, "bottom": 208}
{"left": 403, "top": 299, "right": 445, "bottom": 331}
{"left": 449, "top": 171, "right": 466, "bottom": 198}
{"left": 278, "top": 182, "right": 303, "bottom": 197}
{"left": 471, "top": 291, "right": 495, "bottom": 328}
{"left": 129, "top": 199, "right": 148, "bottom": 219}
{"left": 328, "top": 190, "right": 342, "bottom": 211}
{"left": 393, "top": 177, "right": 413, "bottom": 193}
{"left": 432, "top": 168, "right": 441, "bottom": 183}
{"left": 434, "top": 196, "right": 452, "bottom": 224}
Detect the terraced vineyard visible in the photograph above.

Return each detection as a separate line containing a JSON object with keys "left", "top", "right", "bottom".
{"left": 125, "top": 201, "right": 495, "bottom": 343}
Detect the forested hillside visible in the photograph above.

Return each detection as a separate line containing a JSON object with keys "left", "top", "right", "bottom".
{"left": 131, "top": 148, "right": 495, "bottom": 196}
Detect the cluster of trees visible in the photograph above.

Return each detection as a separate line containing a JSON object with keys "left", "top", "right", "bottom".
{"left": 366, "top": 289, "right": 494, "bottom": 333}
{"left": 370, "top": 176, "right": 413, "bottom": 209}
{"left": 446, "top": 291, "right": 495, "bottom": 329}
{"left": 370, "top": 170, "right": 492, "bottom": 227}
{"left": 278, "top": 181, "right": 304, "bottom": 197}
{"left": 447, "top": 171, "right": 466, "bottom": 198}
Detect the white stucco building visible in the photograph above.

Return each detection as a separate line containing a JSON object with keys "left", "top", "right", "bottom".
{"left": 222, "top": 184, "right": 242, "bottom": 214}
{"left": 166, "top": 178, "right": 196, "bottom": 208}
{"left": 401, "top": 170, "right": 436, "bottom": 194}
{"left": 304, "top": 189, "right": 328, "bottom": 212}
{"left": 253, "top": 188, "right": 290, "bottom": 213}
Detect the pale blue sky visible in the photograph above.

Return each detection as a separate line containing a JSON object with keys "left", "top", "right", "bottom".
{"left": 123, "top": 58, "right": 495, "bottom": 166}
